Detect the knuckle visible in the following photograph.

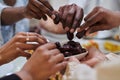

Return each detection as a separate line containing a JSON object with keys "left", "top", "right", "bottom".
{"left": 14, "top": 42, "right": 20, "bottom": 47}
{"left": 75, "top": 18, "right": 80, "bottom": 21}
{"left": 59, "top": 54, "right": 64, "bottom": 59}
{"left": 36, "top": 46, "right": 44, "bottom": 52}
{"left": 54, "top": 49, "right": 60, "bottom": 53}
{"left": 95, "top": 6, "right": 101, "bottom": 10}
{"left": 17, "top": 32, "right": 24, "bottom": 35}
{"left": 42, "top": 52, "right": 50, "bottom": 60}
{"left": 98, "top": 9, "right": 105, "bottom": 15}
{"left": 34, "top": 36, "right": 39, "bottom": 41}
{"left": 15, "top": 36, "right": 22, "bottom": 41}
{"left": 71, "top": 3, "right": 77, "bottom": 6}
{"left": 49, "top": 42, "right": 56, "bottom": 47}
{"left": 68, "top": 11, "right": 74, "bottom": 16}
{"left": 80, "top": 8, "right": 84, "bottom": 14}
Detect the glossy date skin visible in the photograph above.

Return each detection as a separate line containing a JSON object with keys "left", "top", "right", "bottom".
{"left": 55, "top": 41, "right": 86, "bottom": 57}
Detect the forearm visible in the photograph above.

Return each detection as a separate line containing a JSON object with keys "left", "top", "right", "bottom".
{"left": 16, "top": 71, "right": 32, "bottom": 80}
{"left": 1, "top": 6, "right": 25, "bottom": 25}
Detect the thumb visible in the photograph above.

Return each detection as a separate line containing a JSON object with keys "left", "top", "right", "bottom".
{"left": 86, "top": 25, "right": 107, "bottom": 36}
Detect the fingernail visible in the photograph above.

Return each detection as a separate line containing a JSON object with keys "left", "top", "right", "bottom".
{"left": 70, "top": 29, "right": 75, "bottom": 33}
{"left": 65, "top": 27, "right": 69, "bottom": 31}
{"left": 86, "top": 31, "right": 90, "bottom": 36}
{"left": 51, "top": 14, "right": 56, "bottom": 19}
{"left": 77, "top": 28, "right": 81, "bottom": 32}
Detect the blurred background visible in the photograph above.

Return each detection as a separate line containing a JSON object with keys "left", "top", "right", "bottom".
{"left": 0, "top": 0, "right": 120, "bottom": 77}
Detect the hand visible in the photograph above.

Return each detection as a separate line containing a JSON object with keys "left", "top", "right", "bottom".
{"left": 17, "top": 43, "right": 67, "bottom": 80}
{"left": 23, "top": 0, "right": 54, "bottom": 20}
{"left": 80, "top": 47, "right": 106, "bottom": 67}
{"left": 59, "top": 4, "right": 84, "bottom": 33}
{"left": 0, "top": 32, "right": 47, "bottom": 65}
{"left": 40, "top": 16, "right": 66, "bottom": 34}
{"left": 77, "top": 6, "right": 120, "bottom": 36}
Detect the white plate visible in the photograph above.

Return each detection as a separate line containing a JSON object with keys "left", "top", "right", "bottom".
{"left": 65, "top": 51, "right": 88, "bottom": 60}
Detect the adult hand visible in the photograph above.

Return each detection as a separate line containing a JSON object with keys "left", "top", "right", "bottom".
{"left": 17, "top": 43, "right": 67, "bottom": 80}
{"left": 77, "top": 6, "right": 120, "bottom": 36}
{"left": 40, "top": 16, "right": 66, "bottom": 34}
{"left": 23, "top": 0, "right": 55, "bottom": 20}
{"left": 0, "top": 32, "right": 47, "bottom": 65}
{"left": 80, "top": 47, "right": 106, "bottom": 67}
{"left": 59, "top": 4, "right": 84, "bottom": 33}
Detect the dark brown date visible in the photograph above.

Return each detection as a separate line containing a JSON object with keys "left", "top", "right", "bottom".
{"left": 55, "top": 41, "right": 86, "bottom": 57}
{"left": 67, "top": 32, "right": 74, "bottom": 40}
{"left": 53, "top": 11, "right": 60, "bottom": 24}
{"left": 76, "top": 30, "right": 86, "bottom": 39}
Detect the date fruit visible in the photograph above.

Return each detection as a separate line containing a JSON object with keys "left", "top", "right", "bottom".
{"left": 55, "top": 41, "right": 86, "bottom": 57}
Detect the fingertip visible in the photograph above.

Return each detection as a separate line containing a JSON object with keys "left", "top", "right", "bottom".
{"left": 70, "top": 29, "right": 75, "bottom": 33}
{"left": 77, "top": 28, "right": 81, "bottom": 32}
{"left": 51, "top": 14, "right": 56, "bottom": 19}
{"left": 65, "top": 27, "right": 69, "bottom": 32}
{"left": 62, "top": 61, "right": 67, "bottom": 68}
{"left": 85, "top": 31, "right": 90, "bottom": 36}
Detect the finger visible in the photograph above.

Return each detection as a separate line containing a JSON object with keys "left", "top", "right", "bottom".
{"left": 27, "top": 3, "right": 43, "bottom": 19}
{"left": 85, "top": 24, "right": 108, "bottom": 35}
{"left": 40, "top": 43, "right": 56, "bottom": 50}
{"left": 58, "top": 6, "right": 65, "bottom": 25}
{"left": 21, "top": 52, "right": 31, "bottom": 58}
{"left": 38, "top": 0, "right": 54, "bottom": 11}
{"left": 84, "top": 7, "right": 98, "bottom": 21}
{"left": 27, "top": 36, "right": 47, "bottom": 45}
{"left": 33, "top": 0, "right": 53, "bottom": 18}
{"left": 53, "top": 61, "right": 67, "bottom": 73}
{"left": 30, "top": 0, "right": 53, "bottom": 20}
{"left": 49, "top": 49, "right": 60, "bottom": 56}
{"left": 59, "top": 6, "right": 65, "bottom": 18}
{"left": 17, "top": 43, "right": 38, "bottom": 50}
{"left": 61, "top": 5, "right": 69, "bottom": 29}
{"left": 50, "top": 54, "right": 64, "bottom": 65}
{"left": 37, "top": 35, "right": 47, "bottom": 43}
{"left": 71, "top": 7, "right": 84, "bottom": 33}
{"left": 66, "top": 5, "right": 76, "bottom": 32}
{"left": 16, "top": 48, "right": 31, "bottom": 58}
{"left": 78, "top": 11, "right": 103, "bottom": 32}
{"left": 17, "top": 36, "right": 46, "bottom": 45}
{"left": 27, "top": 9, "right": 40, "bottom": 19}
{"left": 20, "top": 32, "right": 47, "bottom": 43}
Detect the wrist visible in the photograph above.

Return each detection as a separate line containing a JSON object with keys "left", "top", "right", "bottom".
{"left": 16, "top": 70, "right": 33, "bottom": 80}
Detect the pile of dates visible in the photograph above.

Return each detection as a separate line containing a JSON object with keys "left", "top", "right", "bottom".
{"left": 56, "top": 41, "right": 86, "bottom": 57}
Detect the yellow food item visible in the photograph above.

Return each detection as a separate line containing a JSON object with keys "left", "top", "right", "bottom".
{"left": 49, "top": 72, "right": 62, "bottom": 80}
{"left": 25, "top": 50, "right": 34, "bottom": 54}
{"left": 104, "top": 41, "right": 120, "bottom": 52}
{"left": 83, "top": 40, "right": 99, "bottom": 49}
{"left": 114, "top": 35, "right": 120, "bottom": 41}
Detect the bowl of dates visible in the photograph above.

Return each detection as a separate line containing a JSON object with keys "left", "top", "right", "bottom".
{"left": 55, "top": 41, "right": 88, "bottom": 59}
